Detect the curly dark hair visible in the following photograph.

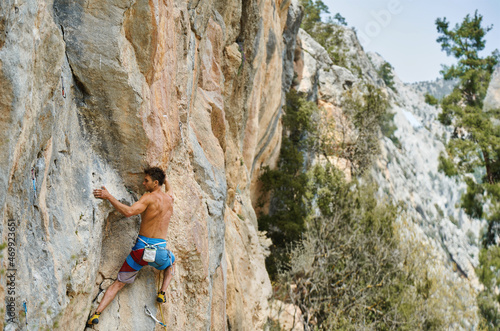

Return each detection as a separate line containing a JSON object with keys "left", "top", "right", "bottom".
{"left": 144, "top": 166, "right": 166, "bottom": 185}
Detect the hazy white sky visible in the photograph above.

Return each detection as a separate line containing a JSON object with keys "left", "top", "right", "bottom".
{"left": 321, "top": 0, "right": 500, "bottom": 83}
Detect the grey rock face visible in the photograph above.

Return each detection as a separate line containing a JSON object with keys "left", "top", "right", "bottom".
{"left": 409, "top": 78, "right": 458, "bottom": 100}
{"left": 372, "top": 68, "right": 486, "bottom": 327}
{"left": 282, "top": 0, "right": 303, "bottom": 96}
{"left": 296, "top": 29, "right": 357, "bottom": 104}
{"left": 0, "top": 0, "right": 302, "bottom": 330}
{"left": 53, "top": 0, "right": 150, "bottom": 182}
{"left": 484, "top": 66, "right": 500, "bottom": 111}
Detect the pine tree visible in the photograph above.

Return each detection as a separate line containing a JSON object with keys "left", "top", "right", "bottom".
{"left": 377, "top": 62, "right": 395, "bottom": 89}
{"left": 436, "top": 11, "right": 500, "bottom": 238}
{"left": 299, "top": 0, "right": 330, "bottom": 34}
{"left": 436, "top": 13, "right": 500, "bottom": 328}
{"left": 299, "top": 0, "right": 349, "bottom": 67}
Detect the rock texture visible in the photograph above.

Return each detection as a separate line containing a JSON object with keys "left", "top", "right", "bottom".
{"left": 410, "top": 77, "right": 457, "bottom": 100}
{"left": 3, "top": 0, "right": 493, "bottom": 329}
{"left": 0, "top": 0, "right": 301, "bottom": 330}
{"left": 370, "top": 54, "right": 483, "bottom": 327}
{"left": 484, "top": 66, "right": 500, "bottom": 111}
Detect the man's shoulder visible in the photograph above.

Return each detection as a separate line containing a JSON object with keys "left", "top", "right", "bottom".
{"left": 160, "top": 191, "right": 173, "bottom": 204}
{"left": 140, "top": 192, "right": 154, "bottom": 202}
{"left": 149, "top": 190, "right": 172, "bottom": 200}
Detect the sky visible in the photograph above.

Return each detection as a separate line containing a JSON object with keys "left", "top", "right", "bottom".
{"left": 321, "top": 0, "right": 500, "bottom": 83}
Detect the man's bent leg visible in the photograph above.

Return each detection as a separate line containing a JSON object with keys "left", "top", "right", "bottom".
{"left": 96, "top": 280, "right": 127, "bottom": 313}
{"left": 87, "top": 280, "right": 127, "bottom": 325}
{"left": 157, "top": 264, "right": 175, "bottom": 303}
{"left": 93, "top": 245, "right": 143, "bottom": 313}
{"left": 88, "top": 238, "right": 145, "bottom": 325}
{"left": 160, "top": 264, "right": 174, "bottom": 293}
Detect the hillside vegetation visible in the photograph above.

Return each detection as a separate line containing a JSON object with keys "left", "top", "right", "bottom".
{"left": 434, "top": 11, "right": 500, "bottom": 329}
{"left": 260, "top": 1, "right": 495, "bottom": 329}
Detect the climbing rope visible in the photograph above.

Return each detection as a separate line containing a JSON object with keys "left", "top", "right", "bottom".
{"left": 156, "top": 271, "right": 168, "bottom": 330}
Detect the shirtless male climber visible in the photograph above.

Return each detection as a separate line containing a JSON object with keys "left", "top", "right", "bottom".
{"left": 87, "top": 166, "right": 175, "bottom": 326}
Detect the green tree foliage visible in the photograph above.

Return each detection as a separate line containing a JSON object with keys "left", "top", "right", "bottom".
{"left": 437, "top": 152, "right": 458, "bottom": 177}
{"left": 259, "top": 87, "right": 389, "bottom": 275}
{"left": 300, "top": 0, "right": 330, "bottom": 33}
{"left": 377, "top": 62, "right": 395, "bottom": 89}
{"left": 435, "top": 12, "right": 500, "bottom": 328}
{"left": 316, "top": 84, "right": 390, "bottom": 175}
{"left": 262, "top": 89, "right": 462, "bottom": 329}
{"left": 299, "top": 0, "right": 349, "bottom": 67}
{"left": 435, "top": 11, "right": 500, "bottom": 235}
{"left": 436, "top": 11, "right": 499, "bottom": 83}
{"left": 300, "top": 0, "right": 347, "bottom": 30}
{"left": 260, "top": 86, "right": 390, "bottom": 248}
{"left": 342, "top": 84, "right": 390, "bottom": 174}
{"left": 333, "top": 13, "right": 347, "bottom": 26}
{"left": 258, "top": 90, "right": 318, "bottom": 275}
{"left": 476, "top": 246, "right": 500, "bottom": 329}
{"left": 272, "top": 167, "right": 450, "bottom": 329}
{"left": 424, "top": 93, "right": 439, "bottom": 106}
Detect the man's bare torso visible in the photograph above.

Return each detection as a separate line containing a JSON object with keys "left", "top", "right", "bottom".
{"left": 138, "top": 190, "right": 174, "bottom": 240}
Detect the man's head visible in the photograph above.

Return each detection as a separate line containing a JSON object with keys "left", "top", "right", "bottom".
{"left": 143, "top": 166, "right": 166, "bottom": 192}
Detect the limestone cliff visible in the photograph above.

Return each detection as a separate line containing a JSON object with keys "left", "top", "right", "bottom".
{"left": 0, "top": 0, "right": 302, "bottom": 330}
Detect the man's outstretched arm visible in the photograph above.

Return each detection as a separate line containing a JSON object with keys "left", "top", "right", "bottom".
{"left": 165, "top": 177, "right": 173, "bottom": 197}
{"left": 93, "top": 186, "right": 148, "bottom": 217}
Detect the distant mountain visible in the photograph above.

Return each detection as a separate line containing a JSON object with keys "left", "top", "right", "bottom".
{"left": 409, "top": 78, "right": 458, "bottom": 100}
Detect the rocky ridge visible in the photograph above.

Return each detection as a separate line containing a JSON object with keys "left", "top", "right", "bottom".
{"left": 409, "top": 77, "right": 457, "bottom": 100}
{"left": 294, "top": 26, "right": 489, "bottom": 328}
{"left": 372, "top": 53, "right": 485, "bottom": 327}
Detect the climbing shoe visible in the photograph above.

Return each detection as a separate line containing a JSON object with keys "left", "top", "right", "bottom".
{"left": 87, "top": 312, "right": 100, "bottom": 325}
{"left": 157, "top": 291, "right": 166, "bottom": 303}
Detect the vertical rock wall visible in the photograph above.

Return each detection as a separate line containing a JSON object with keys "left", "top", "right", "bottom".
{"left": 0, "top": 0, "right": 301, "bottom": 330}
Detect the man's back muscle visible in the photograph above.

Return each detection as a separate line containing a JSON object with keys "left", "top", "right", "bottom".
{"left": 139, "top": 191, "right": 173, "bottom": 240}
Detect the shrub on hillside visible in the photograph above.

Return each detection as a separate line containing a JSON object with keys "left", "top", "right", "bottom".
{"left": 341, "top": 84, "right": 390, "bottom": 174}
{"left": 477, "top": 246, "right": 500, "bottom": 329}
{"left": 299, "top": 0, "right": 350, "bottom": 68}
{"left": 438, "top": 152, "right": 458, "bottom": 177}
{"left": 258, "top": 90, "right": 319, "bottom": 275}
{"left": 271, "top": 170, "right": 452, "bottom": 329}
{"left": 424, "top": 93, "right": 439, "bottom": 106}
{"left": 377, "top": 62, "right": 395, "bottom": 90}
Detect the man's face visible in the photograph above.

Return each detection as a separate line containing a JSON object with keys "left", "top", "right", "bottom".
{"left": 143, "top": 175, "right": 157, "bottom": 192}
